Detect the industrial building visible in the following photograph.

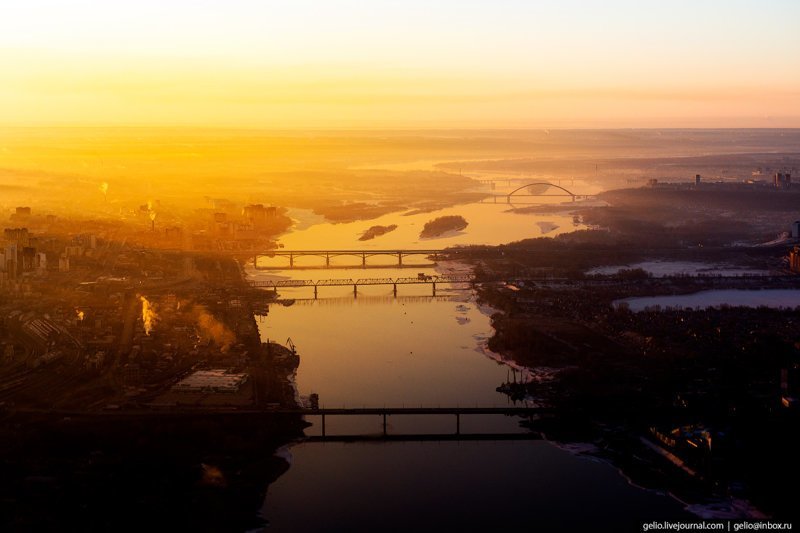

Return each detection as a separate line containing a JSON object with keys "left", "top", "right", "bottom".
{"left": 172, "top": 369, "right": 249, "bottom": 393}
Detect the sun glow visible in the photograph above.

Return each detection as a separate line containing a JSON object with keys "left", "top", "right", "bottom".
{"left": 0, "top": 1, "right": 797, "bottom": 128}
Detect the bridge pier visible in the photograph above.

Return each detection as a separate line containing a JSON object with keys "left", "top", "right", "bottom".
{"left": 362, "top": 253, "right": 366, "bottom": 268}
{"left": 393, "top": 283, "right": 397, "bottom": 297}
{"left": 456, "top": 413, "right": 460, "bottom": 435}
{"left": 398, "top": 253, "right": 403, "bottom": 266}
{"left": 353, "top": 284, "right": 358, "bottom": 298}
{"left": 289, "top": 254, "right": 294, "bottom": 269}
{"left": 322, "top": 414, "right": 326, "bottom": 437}
{"left": 325, "top": 254, "right": 330, "bottom": 267}
{"left": 432, "top": 282, "right": 436, "bottom": 296}
{"left": 314, "top": 286, "right": 318, "bottom": 299}
{"left": 383, "top": 413, "right": 387, "bottom": 436}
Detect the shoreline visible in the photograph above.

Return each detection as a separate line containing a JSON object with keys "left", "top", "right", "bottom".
{"left": 464, "top": 259, "right": 784, "bottom": 520}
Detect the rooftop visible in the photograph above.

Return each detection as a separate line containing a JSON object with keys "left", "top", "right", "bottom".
{"left": 172, "top": 369, "right": 248, "bottom": 393}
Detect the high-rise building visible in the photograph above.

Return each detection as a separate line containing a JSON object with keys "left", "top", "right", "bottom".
{"left": 21, "top": 247, "right": 36, "bottom": 272}
{"left": 3, "top": 227, "right": 30, "bottom": 245}
{"left": 790, "top": 246, "right": 800, "bottom": 273}
{"left": 74, "top": 234, "right": 97, "bottom": 249}
{"left": 36, "top": 252, "right": 47, "bottom": 273}
{"left": 243, "top": 204, "right": 278, "bottom": 226}
{"left": 775, "top": 172, "right": 792, "bottom": 189}
{"left": 58, "top": 254, "right": 70, "bottom": 273}
{"left": 4, "top": 243, "right": 18, "bottom": 278}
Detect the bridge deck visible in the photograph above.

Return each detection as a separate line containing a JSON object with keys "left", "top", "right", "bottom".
{"left": 289, "top": 407, "right": 547, "bottom": 438}
{"left": 279, "top": 407, "right": 547, "bottom": 415}
{"left": 260, "top": 249, "right": 445, "bottom": 256}
{"left": 305, "top": 432, "right": 539, "bottom": 443}
{"left": 255, "top": 249, "right": 451, "bottom": 270}
{"left": 248, "top": 275, "right": 474, "bottom": 289}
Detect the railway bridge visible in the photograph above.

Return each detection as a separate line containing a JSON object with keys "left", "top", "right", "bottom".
{"left": 248, "top": 273, "right": 475, "bottom": 297}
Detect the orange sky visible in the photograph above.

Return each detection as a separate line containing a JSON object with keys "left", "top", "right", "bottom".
{"left": 1, "top": 1, "right": 799, "bottom": 128}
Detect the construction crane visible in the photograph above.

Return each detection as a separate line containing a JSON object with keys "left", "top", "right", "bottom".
{"left": 286, "top": 337, "right": 297, "bottom": 355}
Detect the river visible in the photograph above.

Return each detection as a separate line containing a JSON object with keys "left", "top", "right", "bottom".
{"left": 249, "top": 196, "right": 690, "bottom": 529}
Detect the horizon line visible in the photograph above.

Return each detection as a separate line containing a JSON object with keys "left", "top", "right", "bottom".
{"left": 2, "top": 123, "right": 800, "bottom": 131}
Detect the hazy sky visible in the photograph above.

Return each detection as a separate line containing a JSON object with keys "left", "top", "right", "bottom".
{"left": 1, "top": 0, "right": 798, "bottom": 128}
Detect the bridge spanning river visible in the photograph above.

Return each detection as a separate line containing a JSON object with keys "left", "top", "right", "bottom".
{"left": 476, "top": 181, "right": 594, "bottom": 203}
{"left": 249, "top": 273, "right": 475, "bottom": 297}
{"left": 479, "top": 193, "right": 593, "bottom": 203}
{"left": 255, "top": 249, "right": 447, "bottom": 269}
{"left": 281, "top": 406, "right": 548, "bottom": 438}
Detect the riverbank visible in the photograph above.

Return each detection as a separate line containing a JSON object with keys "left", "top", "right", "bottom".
{"left": 461, "top": 245, "right": 799, "bottom": 520}
{"left": 472, "top": 277, "right": 800, "bottom": 519}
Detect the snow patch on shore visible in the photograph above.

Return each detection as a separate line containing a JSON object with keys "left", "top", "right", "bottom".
{"left": 616, "top": 289, "right": 800, "bottom": 312}
{"left": 685, "top": 499, "right": 768, "bottom": 520}
{"left": 536, "top": 221, "right": 559, "bottom": 234}
{"left": 274, "top": 446, "right": 294, "bottom": 466}
{"left": 587, "top": 260, "right": 771, "bottom": 278}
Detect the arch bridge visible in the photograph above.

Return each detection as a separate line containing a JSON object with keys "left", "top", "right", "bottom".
{"left": 480, "top": 182, "right": 588, "bottom": 203}
{"left": 507, "top": 182, "right": 577, "bottom": 199}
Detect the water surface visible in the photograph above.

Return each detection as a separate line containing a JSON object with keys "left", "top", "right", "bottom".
{"left": 261, "top": 441, "right": 690, "bottom": 532}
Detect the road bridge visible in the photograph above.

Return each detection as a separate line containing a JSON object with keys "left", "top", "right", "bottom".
{"left": 254, "top": 249, "right": 447, "bottom": 269}
{"left": 7, "top": 406, "right": 546, "bottom": 440}
{"left": 304, "top": 432, "right": 538, "bottom": 442}
{"left": 279, "top": 406, "right": 549, "bottom": 437}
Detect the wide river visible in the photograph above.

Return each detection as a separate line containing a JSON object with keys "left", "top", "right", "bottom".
{"left": 248, "top": 191, "right": 690, "bottom": 530}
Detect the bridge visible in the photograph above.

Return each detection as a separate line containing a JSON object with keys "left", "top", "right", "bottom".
{"left": 279, "top": 406, "right": 549, "bottom": 438}
{"left": 476, "top": 177, "right": 533, "bottom": 186}
{"left": 254, "top": 249, "right": 447, "bottom": 269}
{"left": 248, "top": 273, "right": 475, "bottom": 297}
{"left": 303, "top": 432, "right": 538, "bottom": 442}
{"left": 477, "top": 182, "right": 593, "bottom": 203}
{"left": 269, "top": 294, "right": 453, "bottom": 307}
{"left": 10, "top": 406, "right": 546, "bottom": 441}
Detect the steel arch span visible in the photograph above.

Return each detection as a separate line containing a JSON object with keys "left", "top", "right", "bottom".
{"left": 507, "top": 182, "right": 576, "bottom": 199}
